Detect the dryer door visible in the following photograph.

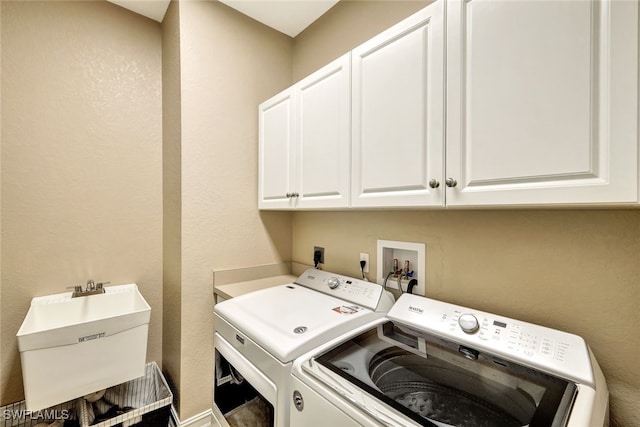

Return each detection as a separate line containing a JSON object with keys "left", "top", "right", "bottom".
{"left": 314, "top": 322, "right": 578, "bottom": 427}
{"left": 214, "top": 334, "right": 276, "bottom": 427}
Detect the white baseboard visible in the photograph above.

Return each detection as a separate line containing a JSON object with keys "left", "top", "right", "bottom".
{"left": 170, "top": 405, "right": 214, "bottom": 427}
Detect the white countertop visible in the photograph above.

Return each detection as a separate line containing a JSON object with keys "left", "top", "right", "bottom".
{"left": 212, "top": 261, "right": 310, "bottom": 300}
{"left": 214, "top": 274, "right": 297, "bottom": 300}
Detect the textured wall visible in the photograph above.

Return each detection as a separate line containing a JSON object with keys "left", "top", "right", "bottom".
{"left": 168, "top": 0, "right": 292, "bottom": 420}
{"left": 291, "top": 2, "right": 640, "bottom": 426}
{"left": 161, "top": 0, "right": 183, "bottom": 413}
{"left": 0, "top": 1, "right": 162, "bottom": 405}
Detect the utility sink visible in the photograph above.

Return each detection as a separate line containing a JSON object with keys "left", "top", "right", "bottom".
{"left": 17, "top": 284, "right": 151, "bottom": 411}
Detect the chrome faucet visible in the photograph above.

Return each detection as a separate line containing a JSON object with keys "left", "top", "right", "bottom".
{"left": 71, "top": 280, "right": 109, "bottom": 298}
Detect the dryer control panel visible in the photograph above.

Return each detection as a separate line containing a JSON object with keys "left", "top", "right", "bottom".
{"left": 388, "top": 294, "right": 595, "bottom": 387}
{"left": 295, "top": 268, "right": 393, "bottom": 312}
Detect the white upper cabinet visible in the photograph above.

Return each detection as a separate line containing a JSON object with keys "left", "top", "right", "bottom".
{"left": 259, "top": 0, "right": 639, "bottom": 210}
{"left": 351, "top": 1, "right": 445, "bottom": 207}
{"left": 445, "top": 0, "right": 639, "bottom": 206}
{"left": 296, "top": 54, "right": 351, "bottom": 209}
{"left": 259, "top": 90, "right": 294, "bottom": 209}
{"left": 259, "top": 54, "right": 351, "bottom": 209}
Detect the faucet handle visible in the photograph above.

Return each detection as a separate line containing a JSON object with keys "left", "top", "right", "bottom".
{"left": 66, "top": 285, "right": 83, "bottom": 297}
{"left": 96, "top": 281, "right": 110, "bottom": 290}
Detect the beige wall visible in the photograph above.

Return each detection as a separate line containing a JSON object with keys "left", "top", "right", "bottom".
{"left": 291, "top": 3, "right": 640, "bottom": 426}
{"left": 0, "top": 0, "right": 163, "bottom": 405}
{"left": 161, "top": 0, "right": 183, "bottom": 413}
{"left": 165, "top": 0, "right": 293, "bottom": 419}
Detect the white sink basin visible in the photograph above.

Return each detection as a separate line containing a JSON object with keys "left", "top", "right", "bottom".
{"left": 17, "top": 284, "right": 151, "bottom": 410}
{"left": 17, "top": 284, "right": 150, "bottom": 351}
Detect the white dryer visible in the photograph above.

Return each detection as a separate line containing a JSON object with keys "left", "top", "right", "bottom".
{"left": 291, "top": 294, "right": 609, "bottom": 427}
{"left": 213, "top": 268, "right": 395, "bottom": 427}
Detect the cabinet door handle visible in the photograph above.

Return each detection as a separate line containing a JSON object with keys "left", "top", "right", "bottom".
{"left": 285, "top": 192, "right": 292, "bottom": 198}
{"left": 445, "top": 178, "right": 457, "bottom": 188}
{"left": 292, "top": 192, "right": 300, "bottom": 198}
{"left": 428, "top": 179, "right": 440, "bottom": 189}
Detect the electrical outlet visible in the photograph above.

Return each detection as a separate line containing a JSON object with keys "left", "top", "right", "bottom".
{"left": 359, "top": 253, "right": 369, "bottom": 273}
{"left": 313, "top": 246, "right": 325, "bottom": 264}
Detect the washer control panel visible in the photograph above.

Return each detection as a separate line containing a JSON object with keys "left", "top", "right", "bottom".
{"left": 388, "top": 294, "right": 594, "bottom": 387}
{"left": 445, "top": 309, "right": 567, "bottom": 360}
{"left": 295, "top": 268, "right": 386, "bottom": 311}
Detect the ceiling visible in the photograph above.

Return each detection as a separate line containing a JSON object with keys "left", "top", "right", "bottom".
{"left": 107, "top": 0, "right": 339, "bottom": 38}
{"left": 219, "top": 0, "right": 339, "bottom": 37}
{"left": 108, "top": 0, "right": 171, "bottom": 23}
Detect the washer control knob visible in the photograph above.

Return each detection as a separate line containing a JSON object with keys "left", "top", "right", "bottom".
{"left": 327, "top": 277, "right": 340, "bottom": 289}
{"left": 458, "top": 313, "right": 479, "bottom": 334}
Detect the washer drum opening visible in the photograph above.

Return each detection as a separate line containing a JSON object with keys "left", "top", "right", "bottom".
{"left": 369, "top": 347, "right": 537, "bottom": 427}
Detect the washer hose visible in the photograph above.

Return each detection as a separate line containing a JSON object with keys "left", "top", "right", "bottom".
{"left": 383, "top": 271, "right": 394, "bottom": 290}
{"left": 407, "top": 279, "right": 418, "bottom": 294}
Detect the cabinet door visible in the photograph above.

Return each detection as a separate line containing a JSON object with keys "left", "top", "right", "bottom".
{"left": 446, "top": 0, "right": 639, "bottom": 206}
{"left": 295, "top": 54, "right": 351, "bottom": 209}
{"left": 258, "top": 90, "right": 295, "bottom": 209}
{"left": 351, "top": 1, "right": 445, "bottom": 207}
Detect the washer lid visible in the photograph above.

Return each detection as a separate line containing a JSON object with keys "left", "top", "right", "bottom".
{"left": 215, "top": 284, "right": 383, "bottom": 362}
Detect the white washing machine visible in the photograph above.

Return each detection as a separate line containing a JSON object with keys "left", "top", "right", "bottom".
{"left": 213, "top": 268, "right": 395, "bottom": 427}
{"left": 291, "top": 293, "right": 609, "bottom": 427}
